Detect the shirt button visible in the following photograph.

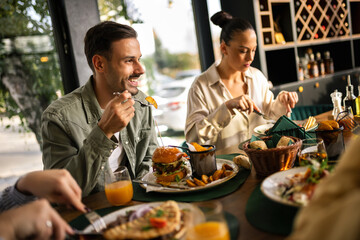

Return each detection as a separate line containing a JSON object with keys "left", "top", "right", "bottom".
{"left": 125, "top": 141, "right": 129, "bottom": 144}
{"left": 110, "top": 149, "right": 113, "bottom": 153}
{"left": 101, "top": 166, "right": 104, "bottom": 170}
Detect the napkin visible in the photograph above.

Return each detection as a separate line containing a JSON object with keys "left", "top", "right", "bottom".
{"left": 267, "top": 115, "right": 313, "bottom": 139}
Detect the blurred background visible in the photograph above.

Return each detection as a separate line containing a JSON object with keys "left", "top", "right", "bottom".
{"left": 0, "top": 0, "right": 222, "bottom": 189}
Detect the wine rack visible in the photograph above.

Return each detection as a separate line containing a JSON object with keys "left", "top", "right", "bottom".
{"left": 294, "top": 0, "right": 349, "bottom": 41}
{"left": 259, "top": 0, "right": 350, "bottom": 46}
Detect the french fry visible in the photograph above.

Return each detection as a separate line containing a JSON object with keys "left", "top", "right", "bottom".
{"left": 209, "top": 176, "right": 214, "bottom": 182}
{"left": 193, "top": 178, "right": 206, "bottom": 186}
{"left": 222, "top": 163, "right": 233, "bottom": 171}
{"left": 304, "top": 116, "right": 316, "bottom": 130}
{"left": 201, "top": 175, "right": 209, "bottom": 184}
{"left": 223, "top": 170, "right": 233, "bottom": 178}
{"left": 186, "top": 179, "right": 197, "bottom": 187}
{"left": 212, "top": 169, "right": 224, "bottom": 181}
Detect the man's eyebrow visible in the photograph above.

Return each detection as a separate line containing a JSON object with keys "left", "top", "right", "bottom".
{"left": 120, "top": 55, "right": 142, "bottom": 60}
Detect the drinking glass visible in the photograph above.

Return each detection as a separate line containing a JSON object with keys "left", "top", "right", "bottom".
{"left": 186, "top": 201, "right": 230, "bottom": 240}
{"left": 299, "top": 138, "right": 328, "bottom": 165}
{"left": 104, "top": 166, "right": 133, "bottom": 206}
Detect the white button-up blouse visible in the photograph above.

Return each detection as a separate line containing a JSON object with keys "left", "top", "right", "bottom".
{"left": 185, "top": 62, "right": 287, "bottom": 155}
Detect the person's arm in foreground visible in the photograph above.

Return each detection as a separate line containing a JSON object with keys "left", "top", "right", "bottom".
{"left": 0, "top": 169, "right": 85, "bottom": 212}
{"left": 0, "top": 199, "right": 73, "bottom": 240}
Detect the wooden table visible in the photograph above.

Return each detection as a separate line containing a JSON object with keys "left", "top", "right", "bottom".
{"left": 58, "top": 111, "right": 355, "bottom": 240}
{"left": 58, "top": 167, "right": 284, "bottom": 240}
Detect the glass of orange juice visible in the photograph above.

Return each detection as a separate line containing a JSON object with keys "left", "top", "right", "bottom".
{"left": 104, "top": 166, "right": 133, "bottom": 206}
{"left": 186, "top": 201, "right": 230, "bottom": 240}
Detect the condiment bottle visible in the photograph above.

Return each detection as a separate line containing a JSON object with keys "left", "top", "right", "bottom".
{"left": 316, "top": 52, "right": 325, "bottom": 76}
{"left": 355, "top": 83, "right": 360, "bottom": 117}
{"left": 307, "top": 53, "right": 319, "bottom": 78}
{"left": 331, "top": 89, "right": 343, "bottom": 120}
{"left": 298, "top": 57, "right": 304, "bottom": 81}
{"left": 343, "top": 75, "right": 357, "bottom": 115}
{"left": 324, "top": 51, "right": 334, "bottom": 74}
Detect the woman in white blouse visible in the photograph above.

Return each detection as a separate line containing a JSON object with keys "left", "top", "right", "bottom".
{"left": 185, "top": 11, "right": 298, "bottom": 155}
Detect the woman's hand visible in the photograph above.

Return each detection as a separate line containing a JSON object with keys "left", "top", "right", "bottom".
{"left": 278, "top": 91, "right": 299, "bottom": 113}
{"left": 225, "top": 95, "right": 261, "bottom": 114}
{"left": 16, "top": 169, "right": 85, "bottom": 212}
{"left": 0, "top": 199, "right": 73, "bottom": 240}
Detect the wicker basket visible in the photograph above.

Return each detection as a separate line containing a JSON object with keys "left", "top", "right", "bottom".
{"left": 243, "top": 136, "right": 302, "bottom": 177}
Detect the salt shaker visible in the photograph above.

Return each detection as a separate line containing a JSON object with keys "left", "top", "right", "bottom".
{"left": 331, "top": 89, "right": 343, "bottom": 120}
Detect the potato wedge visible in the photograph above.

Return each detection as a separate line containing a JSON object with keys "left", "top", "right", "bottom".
{"left": 201, "top": 175, "right": 209, "bottom": 184}
{"left": 193, "top": 178, "right": 206, "bottom": 186}
{"left": 186, "top": 179, "right": 197, "bottom": 187}
{"left": 212, "top": 169, "right": 224, "bottom": 181}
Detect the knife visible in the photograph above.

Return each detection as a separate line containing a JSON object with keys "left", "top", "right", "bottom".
{"left": 254, "top": 110, "right": 271, "bottom": 120}
{"left": 132, "top": 179, "right": 190, "bottom": 189}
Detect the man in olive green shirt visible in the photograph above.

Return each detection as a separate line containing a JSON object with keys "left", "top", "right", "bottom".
{"left": 41, "top": 21, "right": 158, "bottom": 196}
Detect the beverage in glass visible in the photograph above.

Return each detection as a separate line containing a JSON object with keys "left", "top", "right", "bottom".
{"left": 186, "top": 201, "right": 230, "bottom": 240}
{"left": 105, "top": 166, "right": 133, "bottom": 206}
{"left": 299, "top": 138, "right": 328, "bottom": 165}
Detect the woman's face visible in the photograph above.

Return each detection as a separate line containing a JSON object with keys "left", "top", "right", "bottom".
{"left": 221, "top": 29, "right": 257, "bottom": 72}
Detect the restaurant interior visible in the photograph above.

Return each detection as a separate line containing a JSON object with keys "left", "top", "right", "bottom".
{"left": 1, "top": 0, "right": 360, "bottom": 239}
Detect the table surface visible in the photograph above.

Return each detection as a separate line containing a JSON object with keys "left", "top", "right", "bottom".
{"left": 58, "top": 111, "right": 354, "bottom": 240}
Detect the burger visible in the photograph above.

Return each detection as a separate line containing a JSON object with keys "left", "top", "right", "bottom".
{"left": 152, "top": 147, "right": 188, "bottom": 183}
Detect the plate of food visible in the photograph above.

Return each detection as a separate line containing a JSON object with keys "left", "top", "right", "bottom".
{"left": 261, "top": 165, "right": 329, "bottom": 207}
{"left": 138, "top": 147, "right": 239, "bottom": 193}
{"left": 82, "top": 201, "right": 203, "bottom": 239}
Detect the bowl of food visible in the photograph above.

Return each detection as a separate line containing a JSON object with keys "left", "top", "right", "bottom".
{"left": 242, "top": 136, "right": 302, "bottom": 177}
{"left": 314, "top": 120, "right": 344, "bottom": 160}
{"left": 188, "top": 143, "right": 217, "bottom": 179}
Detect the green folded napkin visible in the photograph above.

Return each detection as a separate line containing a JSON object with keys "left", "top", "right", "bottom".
{"left": 267, "top": 115, "right": 313, "bottom": 139}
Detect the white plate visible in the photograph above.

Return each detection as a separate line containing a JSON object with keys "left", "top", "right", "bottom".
{"left": 254, "top": 122, "right": 318, "bottom": 135}
{"left": 254, "top": 123, "right": 274, "bottom": 135}
{"left": 260, "top": 167, "right": 308, "bottom": 207}
{"left": 83, "top": 202, "right": 203, "bottom": 233}
{"left": 140, "top": 158, "right": 239, "bottom": 193}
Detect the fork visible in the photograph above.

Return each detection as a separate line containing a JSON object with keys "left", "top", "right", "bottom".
{"left": 133, "top": 98, "right": 152, "bottom": 107}
{"left": 254, "top": 110, "right": 271, "bottom": 120}
{"left": 112, "top": 92, "right": 151, "bottom": 108}
{"left": 84, "top": 207, "right": 107, "bottom": 233}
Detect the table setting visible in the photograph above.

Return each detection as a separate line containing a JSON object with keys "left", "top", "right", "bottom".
{"left": 58, "top": 110, "right": 360, "bottom": 240}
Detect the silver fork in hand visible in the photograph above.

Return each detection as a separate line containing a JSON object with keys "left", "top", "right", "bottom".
{"left": 112, "top": 92, "right": 152, "bottom": 108}
{"left": 84, "top": 207, "right": 107, "bottom": 233}
{"left": 254, "top": 110, "right": 272, "bottom": 120}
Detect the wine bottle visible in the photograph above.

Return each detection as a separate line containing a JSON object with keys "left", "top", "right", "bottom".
{"left": 343, "top": 75, "right": 357, "bottom": 115}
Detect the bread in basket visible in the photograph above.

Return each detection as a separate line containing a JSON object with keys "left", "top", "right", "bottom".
{"left": 243, "top": 136, "right": 302, "bottom": 176}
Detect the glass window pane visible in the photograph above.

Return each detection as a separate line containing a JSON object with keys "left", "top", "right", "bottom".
{"left": 0, "top": 0, "right": 62, "bottom": 187}
{"left": 207, "top": 0, "right": 222, "bottom": 62}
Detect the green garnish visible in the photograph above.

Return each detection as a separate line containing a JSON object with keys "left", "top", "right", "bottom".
{"left": 142, "top": 225, "right": 152, "bottom": 231}
{"left": 155, "top": 209, "right": 164, "bottom": 217}
{"left": 175, "top": 175, "right": 181, "bottom": 183}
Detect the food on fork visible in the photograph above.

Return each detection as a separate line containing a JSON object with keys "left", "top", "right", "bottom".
{"left": 152, "top": 147, "right": 188, "bottom": 184}
{"left": 104, "top": 201, "right": 188, "bottom": 239}
{"left": 145, "top": 96, "right": 158, "bottom": 109}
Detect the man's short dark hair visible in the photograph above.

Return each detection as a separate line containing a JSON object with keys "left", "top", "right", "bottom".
{"left": 84, "top": 21, "right": 137, "bottom": 72}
